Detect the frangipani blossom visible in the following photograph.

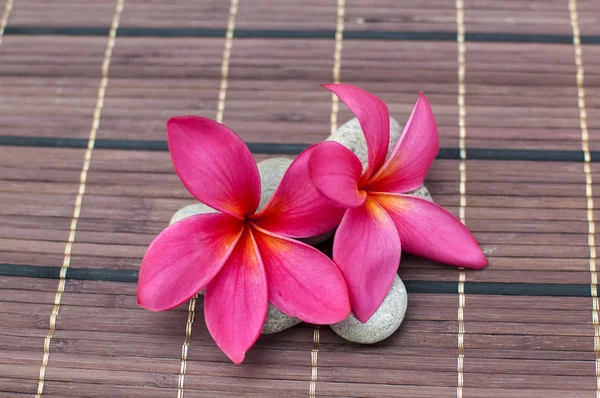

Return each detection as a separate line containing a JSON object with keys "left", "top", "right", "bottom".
{"left": 309, "top": 84, "right": 488, "bottom": 323}
{"left": 137, "top": 116, "right": 350, "bottom": 363}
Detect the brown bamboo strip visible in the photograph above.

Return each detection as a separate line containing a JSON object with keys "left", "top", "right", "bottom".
{"left": 7, "top": 81, "right": 600, "bottom": 111}
{"left": 2, "top": 328, "right": 596, "bottom": 366}
{"left": 14, "top": 351, "right": 598, "bottom": 392}
{"left": 462, "top": 388, "right": 589, "bottom": 398}
{"left": 0, "top": 364, "right": 463, "bottom": 397}
{"left": 5, "top": 40, "right": 600, "bottom": 149}
{"left": 9, "top": 290, "right": 592, "bottom": 341}
{"left": 2, "top": 224, "right": 594, "bottom": 248}
{"left": 74, "top": 179, "right": 594, "bottom": 199}
{"left": 0, "top": 361, "right": 478, "bottom": 391}
{"left": 2, "top": 336, "right": 596, "bottom": 381}
{"left": 3, "top": 188, "right": 599, "bottom": 220}
{"left": 0, "top": 350, "right": 467, "bottom": 377}
{"left": 7, "top": 236, "right": 600, "bottom": 265}
{"left": 11, "top": 152, "right": 600, "bottom": 188}
{"left": 3, "top": 309, "right": 595, "bottom": 343}
{"left": 33, "top": 1, "right": 125, "bottom": 396}
{"left": 0, "top": 376, "right": 268, "bottom": 398}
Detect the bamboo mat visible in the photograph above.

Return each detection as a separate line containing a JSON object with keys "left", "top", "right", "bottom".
{"left": 1, "top": 0, "right": 600, "bottom": 396}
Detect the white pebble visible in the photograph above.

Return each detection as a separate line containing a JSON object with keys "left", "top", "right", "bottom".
{"left": 330, "top": 275, "right": 407, "bottom": 344}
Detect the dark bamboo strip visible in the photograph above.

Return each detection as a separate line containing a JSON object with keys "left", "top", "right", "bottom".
{"left": 0, "top": 263, "right": 592, "bottom": 297}
{"left": 4, "top": 26, "right": 600, "bottom": 44}
{"left": 1, "top": 135, "right": 598, "bottom": 161}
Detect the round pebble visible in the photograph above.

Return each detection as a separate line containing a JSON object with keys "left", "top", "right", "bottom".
{"left": 169, "top": 203, "right": 216, "bottom": 225}
{"left": 262, "top": 304, "right": 302, "bottom": 334}
{"left": 327, "top": 116, "right": 403, "bottom": 170}
{"left": 256, "top": 157, "right": 293, "bottom": 210}
{"left": 330, "top": 275, "right": 408, "bottom": 344}
{"left": 406, "top": 185, "right": 433, "bottom": 203}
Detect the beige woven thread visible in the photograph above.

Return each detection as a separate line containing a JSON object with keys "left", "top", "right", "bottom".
{"left": 34, "top": 0, "right": 125, "bottom": 396}
{"left": 0, "top": 0, "right": 13, "bottom": 46}
{"left": 329, "top": 0, "right": 345, "bottom": 135}
{"left": 455, "top": 0, "right": 467, "bottom": 396}
{"left": 568, "top": 0, "right": 600, "bottom": 395}
{"left": 176, "top": 1, "right": 239, "bottom": 396}
{"left": 309, "top": 325, "right": 321, "bottom": 398}
{"left": 309, "top": 1, "right": 345, "bottom": 397}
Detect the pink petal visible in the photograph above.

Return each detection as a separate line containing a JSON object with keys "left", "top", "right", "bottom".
{"left": 167, "top": 116, "right": 261, "bottom": 218}
{"left": 252, "top": 225, "right": 350, "bottom": 324}
{"left": 372, "top": 193, "right": 488, "bottom": 269}
{"left": 137, "top": 213, "right": 244, "bottom": 312}
{"left": 204, "top": 227, "right": 268, "bottom": 364}
{"left": 333, "top": 197, "right": 401, "bottom": 322}
{"left": 251, "top": 147, "right": 345, "bottom": 238}
{"left": 323, "top": 84, "right": 390, "bottom": 180}
{"left": 366, "top": 93, "right": 439, "bottom": 194}
{"left": 308, "top": 141, "right": 366, "bottom": 208}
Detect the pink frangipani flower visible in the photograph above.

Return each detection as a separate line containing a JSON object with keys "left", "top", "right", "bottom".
{"left": 308, "top": 84, "right": 488, "bottom": 323}
{"left": 137, "top": 116, "right": 350, "bottom": 363}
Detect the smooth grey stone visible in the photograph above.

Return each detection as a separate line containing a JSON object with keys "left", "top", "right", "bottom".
{"left": 257, "top": 157, "right": 293, "bottom": 211}
{"left": 406, "top": 185, "right": 433, "bottom": 203}
{"left": 327, "top": 116, "right": 403, "bottom": 170}
{"left": 261, "top": 304, "right": 302, "bottom": 334}
{"left": 169, "top": 203, "right": 216, "bottom": 225}
{"left": 330, "top": 275, "right": 407, "bottom": 344}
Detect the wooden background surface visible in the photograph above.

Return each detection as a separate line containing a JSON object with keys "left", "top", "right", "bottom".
{"left": 1, "top": 0, "right": 600, "bottom": 396}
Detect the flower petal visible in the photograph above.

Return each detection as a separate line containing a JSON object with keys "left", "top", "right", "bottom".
{"left": 308, "top": 141, "right": 366, "bottom": 208}
{"left": 372, "top": 193, "right": 488, "bottom": 269}
{"left": 251, "top": 147, "right": 345, "bottom": 238}
{"left": 323, "top": 83, "right": 390, "bottom": 180}
{"left": 252, "top": 225, "right": 350, "bottom": 324}
{"left": 333, "top": 197, "right": 401, "bottom": 322}
{"left": 167, "top": 116, "right": 261, "bottom": 218}
{"left": 137, "top": 213, "right": 244, "bottom": 312}
{"left": 204, "top": 227, "right": 268, "bottom": 364}
{"left": 366, "top": 93, "right": 439, "bottom": 193}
